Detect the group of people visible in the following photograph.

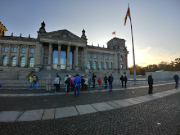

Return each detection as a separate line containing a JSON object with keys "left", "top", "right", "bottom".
{"left": 29, "top": 73, "right": 39, "bottom": 90}
{"left": 28, "top": 72, "right": 179, "bottom": 96}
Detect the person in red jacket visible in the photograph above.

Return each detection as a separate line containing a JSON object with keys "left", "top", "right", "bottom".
{"left": 98, "top": 76, "right": 102, "bottom": 90}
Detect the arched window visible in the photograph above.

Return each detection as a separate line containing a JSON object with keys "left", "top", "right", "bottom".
{"left": 29, "top": 57, "right": 35, "bottom": 67}
{"left": 3, "top": 56, "right": 8, "bottom": 66}
{"left": 20, "top": 57, "right": 26, "bottom": 67}
{"left": 99, "top": 62, "right": 102, "bottom": 69}
{"left": 120, "top": 56, "right": 123, "bottom": 61}
{"left": 105, "top": 62, "right": 108, "bottom": 69}
{"left": 12, "top": 57, "right": 16, "bottom": 67}
{"left": 87, "top": 61, "right": 91, "bottom": 69}
{"left": 93, "top": 61, "right": 97, "bottom": 69}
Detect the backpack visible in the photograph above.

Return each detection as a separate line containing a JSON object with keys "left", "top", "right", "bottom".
{"left": 33, "top": 76, "right": 36, "bottom": 81}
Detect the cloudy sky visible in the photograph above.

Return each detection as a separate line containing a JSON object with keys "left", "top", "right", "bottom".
{"left": 0, "top": 0, "right": 179, "bottom": 67}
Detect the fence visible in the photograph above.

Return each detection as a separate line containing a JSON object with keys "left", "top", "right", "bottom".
{"left": 0, "top": 79, "right": 150, "bottom": 90}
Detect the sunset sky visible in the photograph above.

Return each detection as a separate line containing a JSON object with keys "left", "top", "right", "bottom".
{"left": 0, "top": 0, "right": 179, "bottom": 67}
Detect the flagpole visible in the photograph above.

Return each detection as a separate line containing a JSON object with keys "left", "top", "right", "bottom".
{"left": 129, "top": 4, "right": 136, "bottom": 80}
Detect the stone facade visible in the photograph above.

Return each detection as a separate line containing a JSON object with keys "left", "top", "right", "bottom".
{"left": 0, "top": 22, "right": 129, "bottom": 78}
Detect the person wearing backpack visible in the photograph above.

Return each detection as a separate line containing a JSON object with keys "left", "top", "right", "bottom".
{"left": 120, "top": 75, "right": 124, "bottom": 88}
{"left": 104, "top": 75, "right": 108, "bottom": 89}
{"left": 124, "top": 75, "right": 127, "bottom": 88}
{"left": 33, "top": 73, "right": 37, "bottom": 90}
{"left": 108, "top": 74, "right": 114, "bottom": 91}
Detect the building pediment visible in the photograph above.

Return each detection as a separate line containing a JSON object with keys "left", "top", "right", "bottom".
{"left": 39, "top": 29, "right": 87, "bottom": 44}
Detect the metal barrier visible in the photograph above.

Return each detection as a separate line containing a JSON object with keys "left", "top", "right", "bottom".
{"left": 0, "top": 79, "right": 149, "bottom": 90}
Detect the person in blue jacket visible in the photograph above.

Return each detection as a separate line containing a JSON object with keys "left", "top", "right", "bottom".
{"left": 73, "top": 74, "right": 81, "bottom": 97}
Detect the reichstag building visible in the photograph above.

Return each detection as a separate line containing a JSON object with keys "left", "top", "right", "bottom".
{"left": 0, "top": 22, "right": 129, "bottom": 79}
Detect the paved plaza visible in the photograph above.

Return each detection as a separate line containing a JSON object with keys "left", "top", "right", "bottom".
{"left": 0, "top": 82, "right": 180, "bottom": 134}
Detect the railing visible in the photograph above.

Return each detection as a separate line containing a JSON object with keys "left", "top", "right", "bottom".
{"left": 0, "top": 79, "right": 150, "bottom": 90}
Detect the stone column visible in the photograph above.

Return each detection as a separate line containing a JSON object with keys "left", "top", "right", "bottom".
{"left": 16, "top": 45, "right": 20, "bottom": 67}
{"left": 66, "top": 45, "right": 70, "bottom": 71}
{"left": 97, "top": 54, "right": 99, "bottom": 70}
{"left": 74, "top": 46, "right": 79, "bottom": 71}
{"left": 108, "top": 54, "right": 111, "bottom": 70}
{"left": 83, "top": 47, "right": 87, "bottom": 69}
{"left": 24, "top": 45, "right": 29, "bottom": 67}
{"left": 41, "top": 45, "right": 44, "bottom": 66}
{"left": 103, "top": 54, "right": 105, "bottom": 69}
{"left": 7, "top": 44, "right": 11, "bottom": 66}
{"left": 113, "top": 53, "right": 118, "bottom": 72}
{"left": 0, "top": 44, "right": 2, "bottom": 66}
{"left": 47, "top": 43, "right": 52, "bottom": 70}
{"left": 91, "top": 53, "right": 94, "bottom": 69}
{"left": 57, "top": 44, "right": 61, "bottom": 70}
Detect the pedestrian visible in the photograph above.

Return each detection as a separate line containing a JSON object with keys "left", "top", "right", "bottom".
{"left": 81, "top": 75, "right": 85, "bottom": 91}
{"left": 108, "top": 74, "right": 114, "bottom": 91}
{"left": 98, "top": 76, "right": 102, "bottom": 90}
{"left": 104, "top": 75, "right": 108, "bottom": 89}
{"left": 88, "top": 75, "right": 92, "bottom": 91}
{"left": 33, "top": 73, "right": 37, "bottom": 90}
{"left": 46, "top": 74, "right": 52, "bottom": 91}
{"left": 64, "top": 75, "right": 68, "bottom": 92}
{"left": 71, "top": 75, "right": 75, "bottom": 91}
{"left": 74, "top": 74, "right": 81, "bottom": 97}
{"left": 84, "top": 75, "right": 88, "bottom": 90}
{"left": 92, "top": 73, "right": 96, "bottom": 88}
{"left": 148, "top": 74, "right": 153, "bottom": 94}
{"left": 66, "top": 75, "right": 71, "bottom": 93}
{"left": 174, "top": 73, "right": 179, "bottom": 88}
{"left": 54, "top": 74, "right": 60, "bottom": 93}
{"left": 56, "top": 73, "right": 61, "bottom": 91}
{"left": 29, "top": 74, "right": 33, "bottom": 90}
{"left": 124, "top": 75, "right": 127, "bottom": 88}
{"left": 120, "top": 75, "right": 124, "bottom": 87}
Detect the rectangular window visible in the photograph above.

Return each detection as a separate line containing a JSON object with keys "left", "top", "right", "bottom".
{"left": 110, "top": 56, "right": 113, "bottom": 60}
{"left": 22, "top": 48, "right": 25, "bottom": 53}
{"left": 100, "top": 55, "right": 102, "bottom": 59}
{"left": 88, "top": 54, "right": 90, "bottom": 58}
{"left": 4, "top": 47, "right": 8, "bottom": 52}
{"left": 94, "top": 55, "right": 96, "bottom": 59}
{"left": 13, "top": 48, "right": 17, "bottom": 52}
{"left": 105, "top": 62, "right": 108, "bottom": 69}
{"left": 87, "top": 61, "right": 91, "bottom": 69}
{"left": 31, "top": 49, "right": 34, "bottom": 53}
{"left": 105, "top": 56, "right": 107, "bottom": 59}
{"left": 99, "top": 62, "right": 102, "bottom": 69}
{"left": 121, "top": 64, "right": 123, "bottom": 69}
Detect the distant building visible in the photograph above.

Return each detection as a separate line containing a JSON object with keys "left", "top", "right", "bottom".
{"left": 0, "top": 22, "right": 129, "bottom": 79}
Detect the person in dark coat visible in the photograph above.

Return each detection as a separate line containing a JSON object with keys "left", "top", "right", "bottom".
{"left": 104, "top": 75, "right": 108, "bottom": 89}
{"left": 81, "top": 75, "right": 85, "bottom": 91}
{"left": 66, "top": 75, "right": 71, "bottom": 93}
{"left": 92, "top": 73, "right": 96, "bottom": 88}
{"left": 108, "top": 74, "right": 114, "bottom": 91}
{"left": 124, "top": 75, "right": 127, "bottom": 88}
{"left": 120, "top": 75, "right": 124, "bottom": 87}
{"left": 174, "top": 73, "right": 179, "bottom": 88}
{"left": 148, "top": 74, "right": 153, "bottom": 94}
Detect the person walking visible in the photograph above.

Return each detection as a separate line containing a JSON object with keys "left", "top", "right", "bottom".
{"left": 29, "top": 74, "right": 33, "bottom": 90}
{"left": 66, "top": 75, "right": 71, "bottom": 93}
{"left": 92, "top": 73, "right": 96, "bottom": 88}
{"left": 71, "top": 75, "right": 75, "bottom": 91}
{"left": 124, "top": 75, "right": 127, "bottom": 88}
{"left": 108, "top": 74, "right": 114, "bottom": 91}
{"left": 148, "top": 74, "right": 153, "bottom": 94}
{"left": 54, "top": 74, "right": 60, "bottom": 93}
{"left": 74, "top": 74, "right": 81, "bottom": 97}
{"left": 120, "top": 75, "right": 124, "bottom": 87}
{"left": 46, "top": 74, "right": 52, "bottom": 91}
{"left": 88, "top": 75, "right": 92, "bottom": 91}
{"left": 104, "top": 75, "right": 108, "bottom": 89}
{"left": 98, "top": 76, "right": 102, "bottom": 90}
{"left": 174, "top": 73, "right": 179, "bottom": 88}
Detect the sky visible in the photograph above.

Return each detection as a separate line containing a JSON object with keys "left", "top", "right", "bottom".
{"left": 0, "top": 0, "right": 180, "bottom": 67}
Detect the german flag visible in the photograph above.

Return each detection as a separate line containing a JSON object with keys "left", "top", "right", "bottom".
{"left": 124, "top": 7, "right": 130, "bottom": 25}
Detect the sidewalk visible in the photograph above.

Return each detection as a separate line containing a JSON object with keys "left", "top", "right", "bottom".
{"left": 0, "top": 82, "right": 179, "bottom": 122}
